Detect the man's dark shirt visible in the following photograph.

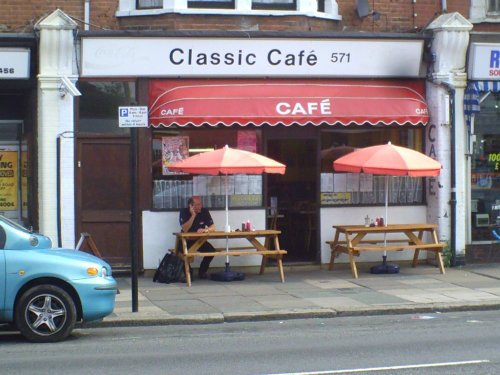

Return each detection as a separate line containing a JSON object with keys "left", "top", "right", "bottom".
{"left": 179, "top": 207, "right": 214, "bottom": 232}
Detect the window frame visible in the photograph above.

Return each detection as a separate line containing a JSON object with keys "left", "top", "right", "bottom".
{"left": 470, "top": 0, "right": 500, "bottom": 23}
{"left": 488, "top": 0, "right": 500, "bottom": 14}
{"left": 117, "top": 0, "right": 341, "bottom": 20}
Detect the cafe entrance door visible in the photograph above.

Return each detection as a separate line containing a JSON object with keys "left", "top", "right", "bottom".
{"left": 266, "top": 133, "right": 319, "bottom": 263}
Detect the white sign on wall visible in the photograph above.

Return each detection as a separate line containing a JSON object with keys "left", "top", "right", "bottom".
{"left": 82, "top": 38, "right": 424, "bottom": 78}
{"left": 469, "top": 43, "right": 500, "bottom": 80}
{"left": 0, "top": 48, "right": 30, "bottom": 79}
{"left": 118, "top": 106, "right": 148, "bottom": 128}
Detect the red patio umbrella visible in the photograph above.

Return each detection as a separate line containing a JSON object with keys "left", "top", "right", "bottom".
{"left": 169, "top": 145, "right": 286, "bottom": 231}
{"left": 169, "top": 145, "right": 286, "bottom": 281}
{"left": 333, "top": 142, "right": 441, "bottom": 273}
{"left": 333, "top": 142, "right": 441, "bottom": 177}
{"left": 168, "top": 145, "right": 286, "bottom": 176}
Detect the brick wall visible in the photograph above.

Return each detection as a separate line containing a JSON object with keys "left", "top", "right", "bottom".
{"left": 0, "top": 0, "right": 498, "bottom": 34}
{"left": 0, "top": 1, "right": 84, "bottom": 32}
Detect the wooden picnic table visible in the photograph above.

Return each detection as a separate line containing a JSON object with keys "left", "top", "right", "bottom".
{"left": 326, "top": 223, "right": 446, "bottom": 279}
{"left": 174, "top": 229, "right": 287, "bottom": 287}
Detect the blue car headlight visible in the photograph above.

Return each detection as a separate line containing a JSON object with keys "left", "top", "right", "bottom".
{"left": 86, "top": 266, "right": 110, "bottom": 277}
{"left": 87, "top": 267, "right": 99, "bottom": 276}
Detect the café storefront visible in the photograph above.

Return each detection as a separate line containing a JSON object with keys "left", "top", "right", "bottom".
{"left": 78, "top": 33, "right": 434, "bottom": 270}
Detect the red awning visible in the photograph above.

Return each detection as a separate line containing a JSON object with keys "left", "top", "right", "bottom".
{"left": 149, "top": 79, "right": 429, "bottom": 127}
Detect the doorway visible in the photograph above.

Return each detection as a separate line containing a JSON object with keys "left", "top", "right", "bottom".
{"left": 75, "top": 136, "right": 132, "bottom": 270}
{"left": 267, "top": 138, "right": 318, "bottom": 262}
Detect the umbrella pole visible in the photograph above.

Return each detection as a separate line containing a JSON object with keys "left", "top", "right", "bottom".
{"left": 384, "top": 175, "right": 388, "bottom": 256}
{"left": 370, "top": 175, "right": 399, "bottom": 274}
{"left": 225, "top": 174, "right": 229, "bottom": 262}
{"left": 210, "top": 173, "right": 245, "bottom": 282}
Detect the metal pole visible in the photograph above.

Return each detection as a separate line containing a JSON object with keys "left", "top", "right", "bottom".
{"left": 56, "top": 136, "right": 62, "bottom": 247}
{"left": 130, "top": 127, "right": 139, "bottom": 312}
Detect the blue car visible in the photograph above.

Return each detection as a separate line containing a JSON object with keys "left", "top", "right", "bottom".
{"left": 0, "top": 215, "right": 117, "bottom": 342}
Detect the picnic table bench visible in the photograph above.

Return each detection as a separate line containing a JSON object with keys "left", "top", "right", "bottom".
{"left": 174, "top": 229, "right": 286, "bottom": 287}
{"left": 327, "top": 224, "right": 446, "bottom": 279}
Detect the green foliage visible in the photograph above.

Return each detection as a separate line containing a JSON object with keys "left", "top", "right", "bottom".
{"left": 442, "top": 241, "right": 452, "bottom": 268}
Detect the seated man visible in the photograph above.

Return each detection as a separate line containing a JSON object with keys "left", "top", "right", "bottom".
{"left": 179, "top": 196, "right": 216, "bottom": 279}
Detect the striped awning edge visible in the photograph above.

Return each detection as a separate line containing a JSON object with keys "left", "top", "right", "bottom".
{"left": 464, "top": 80, "right": 500, "bottom": 127}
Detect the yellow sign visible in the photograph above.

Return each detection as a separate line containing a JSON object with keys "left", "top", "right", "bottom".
{"left": 321, "top": 192, "right": 351, "bottom": 205}
{"left": 0, "top": 151, "right": 18, "bottom": 210}
{"left": 21, "top": 150, "right": 28, "bottom": 214}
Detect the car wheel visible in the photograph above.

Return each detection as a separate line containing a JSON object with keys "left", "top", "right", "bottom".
{"left": 15, "top": 285, "right": 77, "bottom": 343}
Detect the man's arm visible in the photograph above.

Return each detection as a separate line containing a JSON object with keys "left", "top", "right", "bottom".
{"left": 180, "top": 205, "right": 196, "bottom": 233}
{"left": 181, "top": 213, "right": 196, "bottom": 233}
{"left": 198, "top": 209, "right": 216, "bottom": 233}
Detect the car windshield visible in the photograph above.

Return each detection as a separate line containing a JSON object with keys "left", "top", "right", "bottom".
{"left": 0, "top": 215, "right": 31, "bottom": 234}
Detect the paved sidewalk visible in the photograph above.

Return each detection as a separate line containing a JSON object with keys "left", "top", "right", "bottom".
{"left": 94, "top": 263, "right": 500, "bottom": 327}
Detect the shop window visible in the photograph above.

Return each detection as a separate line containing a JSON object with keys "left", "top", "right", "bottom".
{"left": 0, "top": 122, "right": 27, "bottom": 224}
{"left": 471, "top": 92, "right": 500, "bottom": 242}
{"left": 319, "top": 127, "right": 425, "bottom": 206}
{"left": 152, "top": 128, "right": 262, "bottom": 210}
{"left": 78, "top": 81, "right": 137, "bottom": 134}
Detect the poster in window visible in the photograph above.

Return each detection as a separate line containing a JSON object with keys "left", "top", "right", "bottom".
{"left": 21, "top": 148, "right": 28, "bottom": 217}
{"left": 0, "top": 150, "right": 18, "bottom": 211}
{"left": 162, "top": 136, "right": 189, "bottom": 175}
{"left": 237, "top": 130, "right": 257, "bottom": 153}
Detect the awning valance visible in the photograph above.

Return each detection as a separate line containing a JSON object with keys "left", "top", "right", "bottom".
{"left": 149, "top": 79, "right": 429, "bottom": 127}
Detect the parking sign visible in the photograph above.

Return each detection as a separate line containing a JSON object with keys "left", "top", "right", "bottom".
{"left": 118, "top": 106, "right": 148, "bottom": 128}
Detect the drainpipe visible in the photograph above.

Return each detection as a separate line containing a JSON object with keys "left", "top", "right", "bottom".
{"left": 84, "top": 0, "right": 90, "bottom": 31}
{"left": 441, "top": 0, "right": 447, "bottom": 13}
{"left": 441, "top": 83, "right": 457, "bottom": 265}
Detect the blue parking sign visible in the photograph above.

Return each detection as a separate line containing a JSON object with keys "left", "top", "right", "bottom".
{"left": 118, "top": 106, "right": 148, "bottom": 128}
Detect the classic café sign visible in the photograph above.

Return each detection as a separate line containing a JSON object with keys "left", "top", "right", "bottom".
{"left": 81, "top": 37, "right": 424, "bottom": 78}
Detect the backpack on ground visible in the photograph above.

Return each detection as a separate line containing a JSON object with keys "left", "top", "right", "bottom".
{"left": 153, "top": 251, "right": 185, "bottom": 284}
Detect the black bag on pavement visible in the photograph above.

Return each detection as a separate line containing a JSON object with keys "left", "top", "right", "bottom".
{"left": 153, "top": 252, "right": 185, "bottom": 284}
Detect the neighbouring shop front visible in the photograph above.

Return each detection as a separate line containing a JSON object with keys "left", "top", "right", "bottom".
{"left": 78, "top": 33, "right": 435, "bottom": 271}
{"left": 0, "top": 37, "right": 36, "bottom": 228}
{"left": 465, "top": 36, "right": 500, "bottom": 262}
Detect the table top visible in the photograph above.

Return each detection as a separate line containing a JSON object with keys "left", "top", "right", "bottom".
{"left": 174, "top": 229, "right": 281, "bottom": 239}
{"left": 332, "top": 223, "right": 438, "bottom": 233}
